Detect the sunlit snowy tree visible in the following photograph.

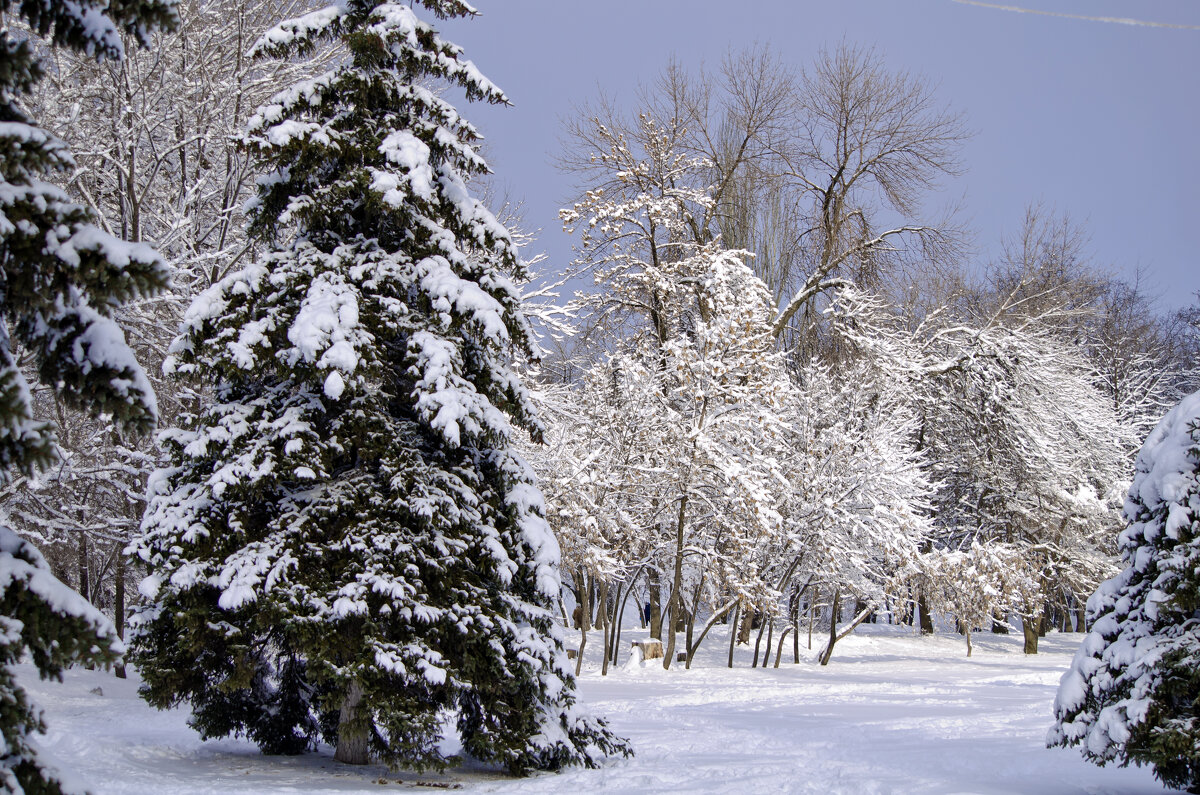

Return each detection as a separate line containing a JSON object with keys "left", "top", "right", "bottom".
{"left": 561, "top": 132, "right": 792, "bottom": 668}
{"left": 129, "top": 0, "right": 627, "bottom": 773}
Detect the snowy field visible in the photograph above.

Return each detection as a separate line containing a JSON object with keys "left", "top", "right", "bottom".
{"left": 21, "top": 625, "right": 1180, "bottom": 794}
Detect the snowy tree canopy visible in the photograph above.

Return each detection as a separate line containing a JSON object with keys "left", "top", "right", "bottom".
{"left": 1050, "top": 389, "right": 1200, "bottom": 791}
{"left": 129, "top": 0, "right": 627, "bottom": 774}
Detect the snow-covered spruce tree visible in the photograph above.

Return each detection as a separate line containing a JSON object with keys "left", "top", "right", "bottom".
{"left": 0, "top": 0, "right": 174, "bottom": 789}
{"left": 128, "top": 0, "right": 628, "bottom": 773}
{"left": 1049, "top": 390, "right": 1200, "bottom": 792}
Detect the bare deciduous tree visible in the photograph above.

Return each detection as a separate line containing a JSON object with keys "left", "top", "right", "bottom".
{"left": 771, "top": 42, "right": 968, "bottom": 343}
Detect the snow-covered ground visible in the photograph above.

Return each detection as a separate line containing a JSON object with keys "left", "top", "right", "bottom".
{"left": 20, "top": 624, "right": 1180, "bottom": 794}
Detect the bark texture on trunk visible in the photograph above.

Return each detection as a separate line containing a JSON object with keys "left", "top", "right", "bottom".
{"left": 648, "top": 569, "right": 662, "bottom": 640}
{"left": 115, "top": 558, "right": 127, "bottom": 679}
{"left": 335, "top": 682, "right": 369, "bottom": 765}
{"left": 1022, "top": 615, "right": 1040, "bottom": 655}
{"left": 917, "top": 587, "right": 934, "bottom": 634}
{"left": 737, "top": 604, "right": 754, "bottom": 645}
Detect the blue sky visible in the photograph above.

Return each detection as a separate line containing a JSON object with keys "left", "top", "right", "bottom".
{"left": 441, "top": 1, "right": 1200, "bottom": 313}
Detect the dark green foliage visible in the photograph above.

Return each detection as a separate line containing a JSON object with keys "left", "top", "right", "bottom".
{"left": 1126, "top": 645, "right": 1200, "bottom": 793}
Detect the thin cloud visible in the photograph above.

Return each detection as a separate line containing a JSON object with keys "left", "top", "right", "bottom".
{"left": 950, "top": 0, "right": 1200, "bottom": 30}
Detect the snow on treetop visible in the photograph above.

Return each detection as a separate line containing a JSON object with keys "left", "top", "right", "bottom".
{"left": 247, "top": 2, "right": 348, "bottom": 57}
{"left": 1123, "top": 389, "right": 1200, "bottom": 543}
{"left": 248, "top": 1, "right": 508, "bottom": 106}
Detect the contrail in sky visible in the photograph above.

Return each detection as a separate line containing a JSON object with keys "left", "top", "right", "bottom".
{"left": 949, "top": 0, "right": 1200, "bottom": 30}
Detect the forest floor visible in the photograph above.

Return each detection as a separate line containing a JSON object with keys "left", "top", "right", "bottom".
{"left": 19, "top": 623, "right": 1181, "bottom": 794}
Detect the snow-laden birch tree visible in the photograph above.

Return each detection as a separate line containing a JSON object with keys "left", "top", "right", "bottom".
{"left": 559, "top": 127, "right": 794, "bottom": 668}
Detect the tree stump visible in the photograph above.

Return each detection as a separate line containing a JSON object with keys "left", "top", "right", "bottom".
{"left": 631, "top": 639, "right": 663, "bottom": 660}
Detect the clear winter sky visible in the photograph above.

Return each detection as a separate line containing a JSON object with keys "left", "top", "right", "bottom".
{"left": 439, "top": 1, "right": 1200, "bottom": 313}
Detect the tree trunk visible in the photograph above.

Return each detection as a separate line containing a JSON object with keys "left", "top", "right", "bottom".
{"left": 77, "top": 532, "right": 89, "bottom": 602}
{"left": 685, "top": 571, "right": 707, "bottom": 656}
{"left": 114, "top": 558, "right": 127, "bottom": 679}
{"left": 965, "top": 626, "right": 973, "bottom": 657}
{"left": 991, "top": 608, "right": 1009, "bottom": 634}
{"left": 663, "top": 591, "right": 678, "bottom": 671}
{"left": 611, "top": 580, "right": 633, "bottom": 666}
{"left": 599, "top": 581, "right": 611, "bottom": 676}
{"left": 685, "top": 598, "right": 738, "bottom": 669}
{"left": 637, "top": 577, "right": 647, "bottom": 629}
{"left": 727, "top": 602, "right": 740, "bottom": 668}
{"left": 819, "top": 588, "right": 841, "bottom": 665}
{"left": 917, "top": 586, "right": 934, "bottom": 634}
{"left": 335, "top": 683, "right": 369, "bottom": 765}
{"left": 575, "top": 571, "right": 592, "bottom": 677}
{"left": 588, "top": 575, "right": 597, "bottom": 630}
{"left": 737, "top": 602, "right": 754, "bottom": 645}
{"left": 1022, "top": 614, "right": 1040, "bottom": 654}
{"left": 662, "top": 495, "right": 688, "bottom": 670}
{"left": 808, "top": 588, "right": 817, "bottom": 650}
{"left": 648, "top": 568, "right": 663, "bottom": 640}
{"left": 752, "top": 614, "right": 769, "bottom": 668}
{"left": 774, "top": 626, "right": 793, "bottom": 668}
{"left": 819, "top": 598, "right": 873, "bottom": 666}
{"left": 792, "top": 592, "right": 800, "bottom": 663}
